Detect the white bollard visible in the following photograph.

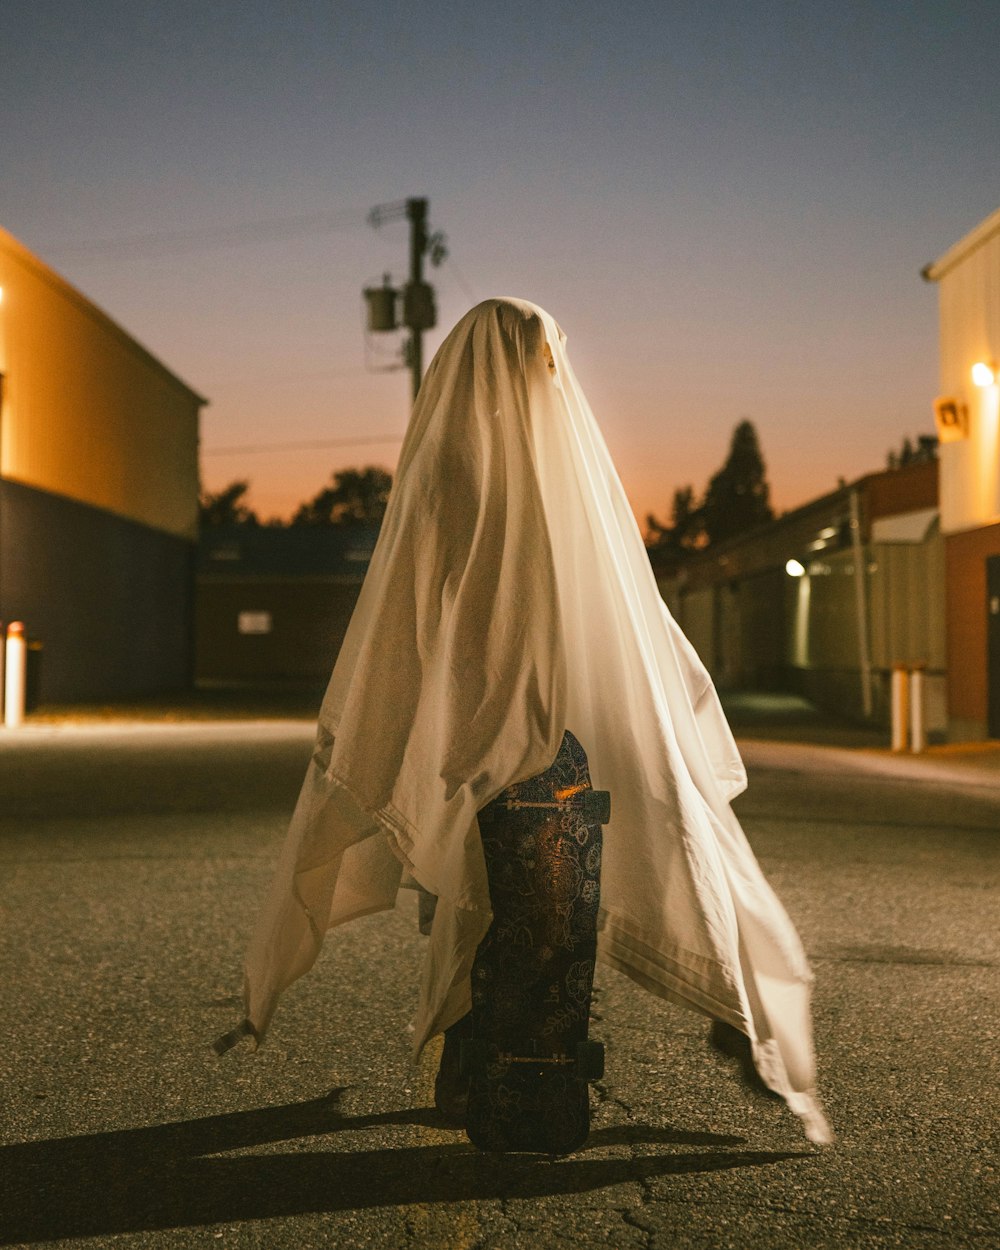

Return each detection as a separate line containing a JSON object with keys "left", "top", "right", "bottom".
{"left": 909, "top": 666, "right": 927, "bottom": 754}
{"left": 4, "top": 622, "right": 27, "bottom": 729}
{"left": 890, "top": 665, "right": 909, "bottom": 752}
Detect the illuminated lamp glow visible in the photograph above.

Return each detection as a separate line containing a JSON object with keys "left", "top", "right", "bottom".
{"left": 971, "top": 361, "right": 996, "bottom": 387}
{"left": 0, "top": 286, "right": 4, "bottom": 304}
{"left": 785, "top": 558, "right": 806, "bottom": 578}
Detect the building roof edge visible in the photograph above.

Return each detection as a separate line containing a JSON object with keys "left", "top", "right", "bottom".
{"left": 0, "top": 224, "right": 208, "bottom": 406}
{"left": 922, "top": 204, "right": 1000, "bottom": 283}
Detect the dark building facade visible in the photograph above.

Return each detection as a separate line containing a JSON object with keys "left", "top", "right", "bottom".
{"left": 196, "top": 525, "right": 379, "bottom": 683}
{"left": 1, "top": 479, "right": 195, "bottom": 701}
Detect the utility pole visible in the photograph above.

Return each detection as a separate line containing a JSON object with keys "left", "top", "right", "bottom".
{"left": 849, "top": 487, "right": 874, "bottom": 719}
{"left": 364, "top": 197, "right": 446, "bottom": 405}
{"left": 405, "top": 198, "right": 428, "bottom": 403}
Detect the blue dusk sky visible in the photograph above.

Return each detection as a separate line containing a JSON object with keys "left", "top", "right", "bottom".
{"left": 2, "top": 0, "right": 998, "bottom": 523}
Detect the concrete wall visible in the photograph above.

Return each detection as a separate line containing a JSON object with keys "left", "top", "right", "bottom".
{"left": 0, "top": 478, "right": 194, "bottom": 701}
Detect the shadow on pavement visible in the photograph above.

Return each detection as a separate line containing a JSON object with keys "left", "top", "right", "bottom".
{"left": 0, "top": 1090, "right": 809, "bottom": 1242}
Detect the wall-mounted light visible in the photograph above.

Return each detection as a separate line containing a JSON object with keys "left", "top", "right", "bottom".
{"left": 785, "top": 558, "right": 806, "bottom": 578}
{"left": 971, "top": 361, "right": 996, "bottom": 387}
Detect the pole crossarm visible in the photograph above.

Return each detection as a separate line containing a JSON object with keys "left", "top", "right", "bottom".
{"left": 367, "top": 200, "right": 412, "bottom": 229}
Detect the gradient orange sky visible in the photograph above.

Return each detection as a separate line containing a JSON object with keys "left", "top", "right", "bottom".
{"left": 3, "top": 1, "right": 998, "bottom": 527}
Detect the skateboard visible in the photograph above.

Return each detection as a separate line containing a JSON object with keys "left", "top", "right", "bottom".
{"left": 460, "top": 730, "right": 609, "bottom": 1153}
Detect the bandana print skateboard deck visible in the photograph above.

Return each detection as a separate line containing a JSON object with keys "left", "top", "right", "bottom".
{"left": 461, "top": 730, "right": 609, "bottom": 1153}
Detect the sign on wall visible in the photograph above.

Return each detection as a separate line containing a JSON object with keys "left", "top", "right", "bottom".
{"left": 238, "top": 611, "right": 272, "bottom": 635}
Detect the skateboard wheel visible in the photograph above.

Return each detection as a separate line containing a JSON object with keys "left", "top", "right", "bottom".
{"left": 575, "top": 1040, "right": 605, "bottom": 1080}
{"left": 581, "top": 789, "right": 611, "bottom": 825}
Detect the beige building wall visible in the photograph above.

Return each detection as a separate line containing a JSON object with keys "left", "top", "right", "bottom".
{"left": 0, "top": 226, "right": 203, "bottom": 540}
{"left": 925, "top": 207, "right": 1000, "bottom": 536}
{"left": 926, "top": 206, "right": 1000, "bottom": 737}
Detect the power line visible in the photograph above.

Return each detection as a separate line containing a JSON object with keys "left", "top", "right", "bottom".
{"left": 202, "top": 432, "right": 405, "bottom": 457}
{"left": 441, "top": 254, "right": 479, "bottom": 305}
{"left": 203, "top": 365, "right": 370, "bottom": 389}
{"left": 45, "top": 205, "right": 367, "bottom": 259}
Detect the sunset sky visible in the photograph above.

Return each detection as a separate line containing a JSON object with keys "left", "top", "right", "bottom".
{"left": 3, "top": 1, "right": 998, "bottom": 525}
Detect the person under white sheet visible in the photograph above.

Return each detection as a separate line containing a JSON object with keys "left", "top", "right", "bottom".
{"left": 218, "top": 297, "right": 832, "bottom": 1145}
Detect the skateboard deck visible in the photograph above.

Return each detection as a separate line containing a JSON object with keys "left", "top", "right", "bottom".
{"left": 461, "top": 730, "right": 609, "bottom": 1153}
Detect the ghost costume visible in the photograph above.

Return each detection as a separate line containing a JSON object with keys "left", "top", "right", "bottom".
{"left": 230, "top": 297, "right": 832, "bottom": 1145}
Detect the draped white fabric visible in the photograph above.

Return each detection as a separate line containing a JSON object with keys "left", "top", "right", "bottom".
{"left": 242, "top": 297, "right": 832, "bottom": 1144}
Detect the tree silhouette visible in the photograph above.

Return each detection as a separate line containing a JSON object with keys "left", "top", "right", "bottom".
{"left": 701, "top": 420, "right": 773, "bottom": 545}
{"left": 886, "top": 432, "right": 938, "bottom": 470}
{"left": 668, "top": 484, "right": 706, "bottom": 550}
{"left": 292, "top": 466, "right": 393, "bottom": 526}
{"left": 646, "top": 485, "right": 705, "bottom": 552}
{"left": 199, "top": 481, "right": 258, "bottom": 527}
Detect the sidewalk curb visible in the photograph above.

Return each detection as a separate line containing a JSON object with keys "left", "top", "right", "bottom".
{"left": 738, "top": 737, "right": 1000, "bottom": 792}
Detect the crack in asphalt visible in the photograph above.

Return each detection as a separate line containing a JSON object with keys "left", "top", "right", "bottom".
{"left": 629, "top": 1190, "right": 999, "bottom": 1243}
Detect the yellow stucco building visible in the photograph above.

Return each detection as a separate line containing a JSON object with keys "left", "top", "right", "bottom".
{"left": 924, "top": 206, "right": 1000, "bottom": 739}
{"left": 0, "top": 226, "right": 205, "bottom": 702}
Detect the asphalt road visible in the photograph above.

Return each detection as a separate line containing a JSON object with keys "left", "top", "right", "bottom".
{"left": 0, "top": 721, "right": 997, "bottom": 1249}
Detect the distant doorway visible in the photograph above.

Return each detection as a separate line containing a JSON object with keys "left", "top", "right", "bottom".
{"left": 988, "top": 556, "right": 1000, "bottom": 738}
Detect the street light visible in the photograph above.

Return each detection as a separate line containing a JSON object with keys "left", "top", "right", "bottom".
{"left": 971, "top": 361, "right": 996, "bottom": 387}
{"left": 785, "top": 558, "right": 806, "bottom": 577}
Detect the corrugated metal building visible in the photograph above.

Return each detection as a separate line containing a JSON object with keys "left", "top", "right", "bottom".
{"left": 0, "top": 226, "right": 205, "bottom": 702}
{"left": 923, "top": 205, "right": 1000, "bottom": 739}
{"left": 654, "top": 460, "right": 945, "bottom": 732}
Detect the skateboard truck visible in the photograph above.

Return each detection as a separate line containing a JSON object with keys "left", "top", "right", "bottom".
{"left": 478, "top": 788, "right": 611, "bottom": 825}
{"left": 460, "top": 1037, "right": 605, "bottom": 1081}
